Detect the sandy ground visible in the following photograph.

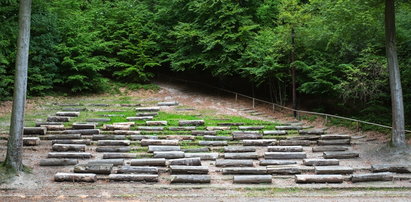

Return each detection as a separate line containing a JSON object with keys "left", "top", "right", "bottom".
{"left": 0, "top": 80, "right": 410, "bottom": 201}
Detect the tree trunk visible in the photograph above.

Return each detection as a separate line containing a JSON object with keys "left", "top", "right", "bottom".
{"left": 385, "top": 0, "right": 406, "bottom": 147}
{"left": 4, "top": 0, "right": 32, "bottom": 172}
{"left": 291, "top": 27, "right": 297, "bottom": 118}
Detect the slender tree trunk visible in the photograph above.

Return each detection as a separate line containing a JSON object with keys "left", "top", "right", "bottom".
{"left": 385, "top": 0, "right": 406, "bottom": 147}
{"left": 291, "top": 27, "right": 297, "bottom": 118}
{"left": 4, "top": 0, "right": 32, "bottom": 172}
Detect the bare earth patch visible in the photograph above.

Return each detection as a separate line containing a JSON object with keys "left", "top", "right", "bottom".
{"left": 0, "top": 81, "right": 410, "bottom": 201}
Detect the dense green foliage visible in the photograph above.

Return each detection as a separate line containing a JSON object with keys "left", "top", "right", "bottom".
{"left": 0, "top": 0, "right": 410, "bottom": 126}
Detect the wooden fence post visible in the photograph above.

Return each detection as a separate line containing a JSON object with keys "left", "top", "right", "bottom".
{"left": 252, "top": 98, "right": 255, "bottom": 108}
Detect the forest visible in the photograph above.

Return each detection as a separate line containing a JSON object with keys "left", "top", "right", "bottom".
{"left": 0, "top": 0, "right": 410, "bottom": 128}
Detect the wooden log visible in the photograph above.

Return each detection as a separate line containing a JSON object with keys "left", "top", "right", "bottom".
{"left": 351, "top": 172, "right": 393, "bottom": 182}
{"left": 298, "top": 129, "right": 325, "bottom": 135}
{"left": 117, "top": 166, "right": 158, "bottom": 174}
{"left": 371, "top": 164, "right": 411, "bottom": 173}
{"left": 217, "top": 122, "right": 244, "bottom": 126}
{"left": 96, "top": 146, "right": 130, "bottom": 152}
{"left": 52, "top": 139, "right": 91, "bottom": 145}
{"left": 259, "top": 160, "right": 297, "bottom": 166}
{"left": 52, "top": 144, "right": 86, "bottom": 152}
{"left": 102, "top": 153, "right": 137, "bottom": 159}
{"left": 114, "top": 130, "right": 141, "bottom": 135}
{"left": 323, "top": 152, "right": 359, "bottom": 159}
{"left": 97, "top": 140, "right": 130, "bottom": 146}
{"left": 312, "top": 146, "right": 349, "bottom": 152}
{"left": 47, "top": 134, "right": 81, "bottom": 140}
{"left": 295, "top": 175, "right": 343, "bottom": 183}
{"left": 320, "top": 134, "right": 351, "bottom": 140}
{"left": 204, "top": 135, "right": 232, "bottom": 140}
{"left": 62, "top": 107, "right": 86, "bottom": 111}
{"left": 275, "top": 126, "right": 303, "bottom": 130}
{"left": 317, "top": 139, "right": 350, "bottom": 145}
{"left": 158, "top": 101, "right": 179, "bottom": 106}
{"left": 72, "top": 123, "right": 96, "bottom": 129}
{"left": 55, "top": 103, "right": 81, "bottom": 106}
{"left": 233, "top": 133, "right": 263, "bottom": 140}
{"left": 223, "top": 167, "right": 267, "bottom": 175}
{"left": 182, "top": 147, "right": 210, "bottom": 153}
{"left": 88, "top": 159, "right": 124, "bottom": 166}
{"left": 47, "top": 116, "right": 70, "bottom": 122}
{"left": 40, "top": 159, "right": 78, "bottom": 166}
{"left": 232, "top": 131, "right": 260, "bottom": 135}
{"left": 109, "top": 174, "right": 158, "bottom": 182}
{"left": 146, "top": 121, "right": 167, "bottom": 126}
{"left": 233, "top": 175, "right": 272, "bottom": 184}
{"left": 170, "top": 166, "right": 209, "bottom": 174}
{"left": 74, "top": 164, "right": 113, "bottom": 174}
{"left": 127, "top": 116, "right": 153, "bottom": 121}
{"left": 130, "top": 158, "right": 166, "bottom": 166}
{"left": 55, "top": 173, "right": 96, "bottom": 182}
{"left": 315, "top": 166, "right": 354, "bottom": 174}
{"left": 168, "top": 126, "right": 196, "bottom": 131}
{"left": 35, "top": 122, "right": 61, "bottom": 127}
{"left": 224, "top": 152, "right": 258, "bottom": 159}
{"left": 267, "top": 167, "right": 301, "bottom": 175}
{"left": 199, "top": 141, "right": 228, "bottom": 146}
{"left": 63, "top": 129, "right": 100, "bottom": 135}
{"left": 171, "top": 175, "right": 210, "bottom": 183}
{"left": 267, "top": 146, "right": 303, "bottom": 152}
{"left": 40, "top": 125, "right": 65, "bottom": 131}
{"left": 224, "top": 147, "right": 256, "bottom": 153}
{"left": 148, "top": 145, "right": 181, "bottom": 153}
{"left": 129, "top": 135, "right": 158, "bottom": 140}
{"left": 287, "top": 135, "right": 320, "bottom": 141}
{"left": 135, "top": 107, "right": 160, "bottom": 112}
{"left": 23, "top": 137, "right": 40, "bottom": 146}
{"left": 153, "top": 151, "right": 185, "bottom": 159}
{"left": 103, "top": 124, "right": 130, "bottom": 131}
{"left": 238, "top": 126, "right": 265, "bottom": 130}
{"left": 86, "top": 118, "right": 110, "bottom": 122}
{"left": 167, "top": 158, "right": 202, "bottom": 166}
{"left": 192, "top": 130, "right": 217, "bottom": 136}
{"left": 89, "top": 103, "right": 109, "bottom": 107}
{"left": 92, "top": 135, "right": 126, "bottom": 140}
{"left": 206, "top": 126, "right": 230, "bottom": 131}
{"left": 264, "top": 152, "right": 306, "bottom": 159}
{"left": 215, "top": 159, "right": 254, "bottom": 167}
{"left": 242, "top": 139, "right": 277, "bottom": 146}
{"left": 120, "top": 104, "right": 141, "bottom": 107}
{"left": 137, "top": 126, "right": 164, "bottom": 131}
{"left": 141, "top": 139, "right": 179, "bottom": 146}
{"left": 263, "top": 130, "right": 287, "bottom": 135}
{"left": 56, "top": 111, "right": 80, "bottom": 117}
{"left": 166, "top": 135, "right": 195, "bottom": 140}
{"left": 184, "top": 153, "right": 218, "bottom": 160}
{"left": 23, "top": 127, "right": 47, "bottom": 135}
{"left": 136, "top": 112, "right": 158, "bottom": 116}
{"left": 48, "top": 152, "right": 92, "bottom": 159}
{"left": 279, "top": 140, "right": 312, "bottom": 146}
{"left": 178, "top": 120, "right": 205, "bottom": 126}
{"left": 303, "top": 159, "right": 340, "bottom": 166}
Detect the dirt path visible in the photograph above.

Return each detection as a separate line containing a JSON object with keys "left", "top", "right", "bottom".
{"left": 0, "top": 81, "right": 410, "bottom": 201}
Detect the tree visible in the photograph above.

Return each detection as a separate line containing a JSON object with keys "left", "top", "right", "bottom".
{"left": 385, "top": 0, "right": 406, "bottom": 147}
{"left": 4, "top": 0, "right": 32, "bottom": 172}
